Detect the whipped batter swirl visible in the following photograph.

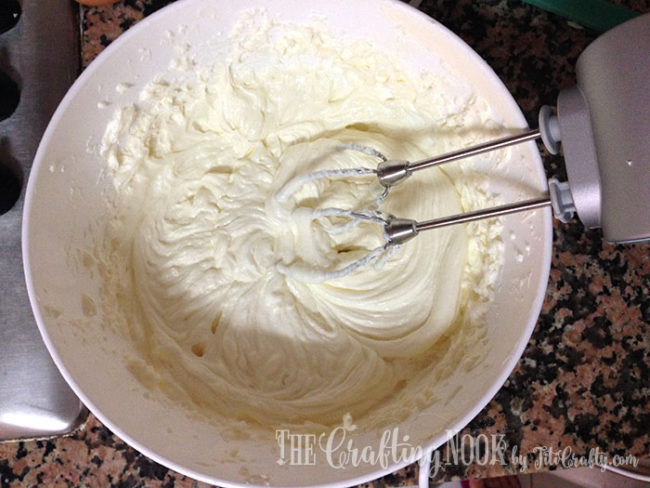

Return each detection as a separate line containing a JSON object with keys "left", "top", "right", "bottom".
{"left": 99, "top": 17, "right": 502, "bottom": 426}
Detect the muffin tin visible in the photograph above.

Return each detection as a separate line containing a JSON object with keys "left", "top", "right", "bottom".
{"left": 0, "top": 0, "right": 87, "bottom": 441}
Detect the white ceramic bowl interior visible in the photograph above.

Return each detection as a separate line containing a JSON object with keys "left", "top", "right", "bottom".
{"left": 23, "top": 0, "right": 552, "bottom": 486}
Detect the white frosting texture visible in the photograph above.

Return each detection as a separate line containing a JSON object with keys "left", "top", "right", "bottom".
{"left": 98, "top": 16, "right": 503, "bottom": 427}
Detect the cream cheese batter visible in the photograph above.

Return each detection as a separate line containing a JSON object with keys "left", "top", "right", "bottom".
{"left": 98, "top": 16, "right": 503, "bottom": 427}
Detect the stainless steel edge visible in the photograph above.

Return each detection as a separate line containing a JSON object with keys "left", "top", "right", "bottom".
{"left": 0, "top": 0, "right": 88, "bottom": 442}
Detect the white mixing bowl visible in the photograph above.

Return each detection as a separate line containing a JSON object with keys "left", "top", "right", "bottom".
{"left": 23, "top": 0, "right": 552, "bottom": 486}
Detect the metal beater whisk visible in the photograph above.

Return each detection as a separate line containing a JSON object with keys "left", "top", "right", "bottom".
{"left": 275, "top": 117, "right": 557, "bottom": 282}
{"left": 277, "top": 15, "right": 650, "bottom": 281}
{"left": 278, "top": 108, "right": 558, "bottom": 250}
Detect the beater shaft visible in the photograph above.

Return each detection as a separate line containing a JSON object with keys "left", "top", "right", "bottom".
{"left": 385, "top": 196, "right": 551, "bottom": 245}
{"left": 377, "top": 129, "right": 541, "bottom": 187}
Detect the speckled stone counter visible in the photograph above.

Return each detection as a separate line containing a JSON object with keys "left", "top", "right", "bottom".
{"left": 1, "top": 1, "right": 648, "bottom": 486}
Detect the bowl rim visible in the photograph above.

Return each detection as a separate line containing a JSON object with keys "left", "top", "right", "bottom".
{"left": 22, "top": 0, "right": 553, "bottom": 486}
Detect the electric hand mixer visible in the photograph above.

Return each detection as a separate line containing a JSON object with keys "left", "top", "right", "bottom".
{"left": 278, "top": 13, "right": 649, "bottom": 281}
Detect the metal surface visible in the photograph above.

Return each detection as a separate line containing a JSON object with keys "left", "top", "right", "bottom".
{"left": 377, "top": 129, "right": 541, "bottom": 187}
{"left": 0, "top": 0, "right": 87, "bottom": 441}
{"left": 385, "top": 197, "right": 551, "bottom": 245}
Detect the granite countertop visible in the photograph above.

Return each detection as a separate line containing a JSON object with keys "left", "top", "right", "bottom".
{"left": 1, "top": 0, "right": 648, "bottom": 486}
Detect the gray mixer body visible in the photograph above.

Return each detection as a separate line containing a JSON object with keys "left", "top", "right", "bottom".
{"left": 559, "top": 14, "right": 650, "bottom": 242}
